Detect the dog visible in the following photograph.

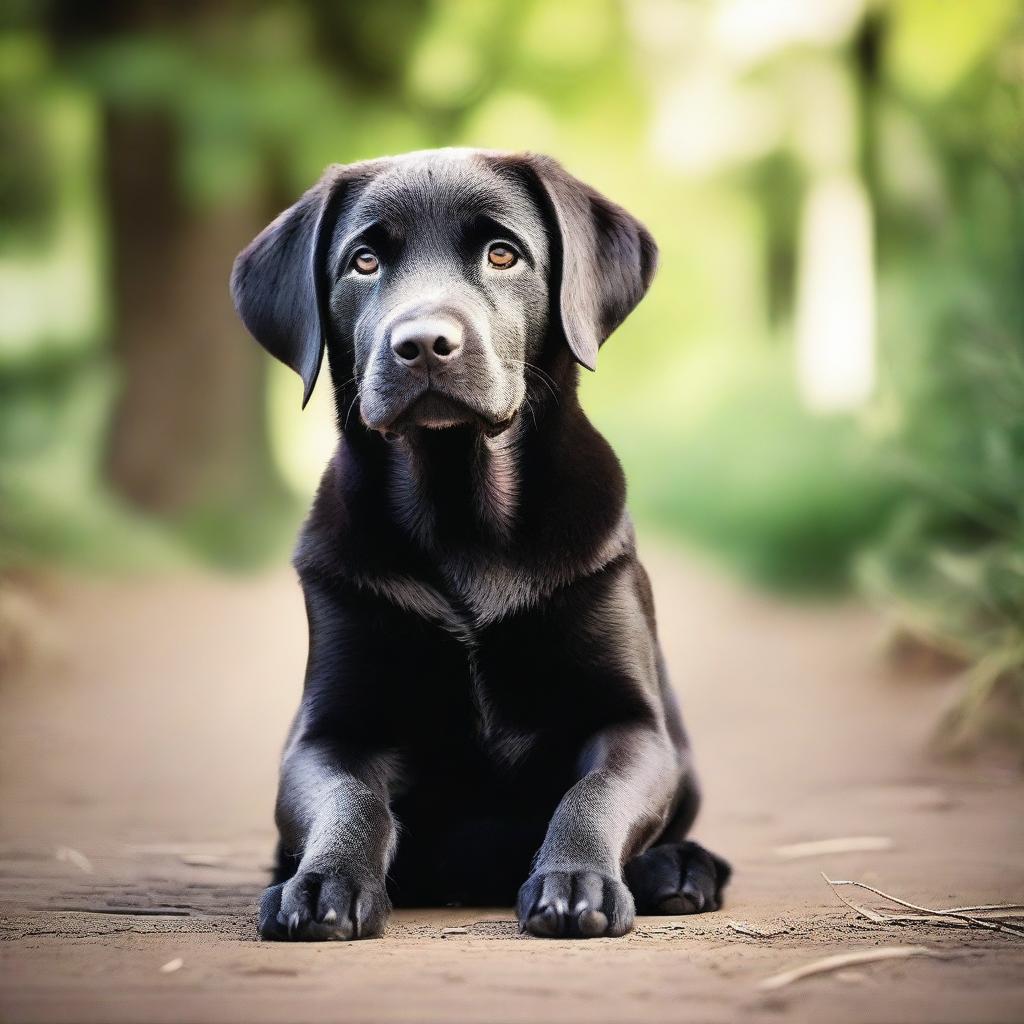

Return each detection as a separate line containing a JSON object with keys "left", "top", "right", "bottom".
{"left": 231, "top": 148, "right": 730, "bottom": 940}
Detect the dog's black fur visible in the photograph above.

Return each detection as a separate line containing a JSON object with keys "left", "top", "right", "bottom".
{"left": 231, "top": 149, "right": 730, "bottom": 940}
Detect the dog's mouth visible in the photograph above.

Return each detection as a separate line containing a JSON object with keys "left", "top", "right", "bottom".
{"left": 381, "top": 391, "right": 516, "bottom": 438}
{"left": 402, "top": 392, "right": 477, "bottom": 429}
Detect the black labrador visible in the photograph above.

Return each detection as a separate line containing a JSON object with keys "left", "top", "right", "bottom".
{"left": 231, "top": 148, "right": 730, "bottom": 941}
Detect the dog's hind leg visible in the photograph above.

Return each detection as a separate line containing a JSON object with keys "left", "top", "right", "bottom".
{"left": 624, "top": 643, "right": 731, "bottom": 915}
{"left": 627, "top": 676, "right": 731, "bottom": 915}
{"left": 623, "top": 840, "right": 731, "bottom": 915}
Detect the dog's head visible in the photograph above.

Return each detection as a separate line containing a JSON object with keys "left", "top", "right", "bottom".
{"left": 231, "top": 149, "right": 657, "bottom": 436}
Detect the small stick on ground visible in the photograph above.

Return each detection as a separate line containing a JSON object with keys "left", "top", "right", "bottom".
{"left": 56, "top": 847, "right": 93, "bottom": 874}
{"left": 822, "top": 877, "right": 888, "bottom": 924}
{"left": 759, "top": 946, "right": 941, "bottom": 990}
{"left": 943, "top": 903, "right": 1024, "bottom": 915}
{"left": 822, "top": 875, "right": 1024, "bottom": 939}
{"left": 729, "top": 920, "right": 790, "bottom": 939}
{"left": 775, "top": 836, "right": 893, "bottom": 859}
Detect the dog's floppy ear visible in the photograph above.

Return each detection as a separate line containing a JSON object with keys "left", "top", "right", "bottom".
{"left": 514, "top": 154, "right": 658, "bottom": 370}
{"left": 230, "top": 164, "right": 352, "bottom": 407}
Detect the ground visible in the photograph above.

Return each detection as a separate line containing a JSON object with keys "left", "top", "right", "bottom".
{"left": 1, "top": 543, "right": 1022, "bottom": 1024}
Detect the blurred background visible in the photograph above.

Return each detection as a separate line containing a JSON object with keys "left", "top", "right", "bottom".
{"left": 1, "top": 0, "right": 1022, "bottom": 753}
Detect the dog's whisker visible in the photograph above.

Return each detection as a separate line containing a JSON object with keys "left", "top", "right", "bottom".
{"left": 343, "top": 391, "right": 360, "bottom": 432}
{"left": 507, "top": 359, "right": 560, "bottom": 406}
{"left": 527, "top": 369, "right": 559, "bottom": 406}
{"left": 507, "top": 357, "right": 558, "bottom": 389}
{"left": 523, "top": 396, "right": 539, "bottom": 433}
{"left": 525, "top": 361, "right": 560, "bottom": 395}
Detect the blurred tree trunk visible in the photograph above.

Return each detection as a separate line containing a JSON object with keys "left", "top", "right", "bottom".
{"left": 102, "top": 109, "right": 285, "bottom": 523}
{"left": 43, "top": 0, "right": 292, "bottom": 562}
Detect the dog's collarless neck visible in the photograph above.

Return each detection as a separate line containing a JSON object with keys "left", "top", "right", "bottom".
{"left": 383, "top": 421, "right": 524, "bottom": 547}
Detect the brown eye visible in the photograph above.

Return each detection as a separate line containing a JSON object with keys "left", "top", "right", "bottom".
{"left": 353, "top": 249, "right": 379, "bottom": 275}
{"left": 487, "top": 244, "right": 518, "bottom": 269}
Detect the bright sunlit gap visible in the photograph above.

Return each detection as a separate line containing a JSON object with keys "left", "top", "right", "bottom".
{"left": 795, "top": 174, "right": 876, "bottom": 412}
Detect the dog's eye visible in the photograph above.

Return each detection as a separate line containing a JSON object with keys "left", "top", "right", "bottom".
{"left": 487, "top": 244, "right": 518, "bottom": 269}
{"left": 352, "top": 249, "right": 380, "bottom": 275}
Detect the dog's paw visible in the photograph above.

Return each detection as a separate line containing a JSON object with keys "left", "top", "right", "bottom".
{"left": 516, "top": 868, "right": 635, "bottom": 938}
{"left": 258, "top": 871, "right": 390, "bottom": 941}
{"left": 623, "top": 840, "right": 731, "bottom": 915}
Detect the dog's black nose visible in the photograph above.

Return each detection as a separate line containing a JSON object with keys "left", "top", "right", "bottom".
{"left": 390, "top": 318, "right": 464, "bottom": 370}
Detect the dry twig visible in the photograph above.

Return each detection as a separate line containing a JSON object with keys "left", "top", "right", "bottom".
{"left": 729, "top": 920, "right": 790, "bottom": 938}
{"left": 56, "top": 847, "right": 93, "bottom": 874}
{"left": 774, "top": 836, "right": 893, "bottom": 859}
{"left": 759, "top": 946, "right": 939, "bottom": 990}
{"left": 822, "top": 875, "right": 1024, "bottom": 939}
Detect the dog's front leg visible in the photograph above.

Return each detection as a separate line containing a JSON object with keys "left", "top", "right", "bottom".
{"left": 517, "top": 723, "right": 676, "bottom": 938}
{"left": 257, "top": 578, "right": 406, "bottom": 942}
{"left": 259, "top": 740, "right": 396, "bottom": 941}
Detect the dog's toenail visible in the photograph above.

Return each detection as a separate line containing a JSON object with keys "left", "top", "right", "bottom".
{"left": 577, "top": 909, "right": 608, "bottom": 936}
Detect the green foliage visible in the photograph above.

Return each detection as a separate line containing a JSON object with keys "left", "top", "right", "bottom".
{"left": 602, "top": 363, "right": 895, "bottom": 591}
{"left": 0, "top": 354, "right": 191, "bottom": 571}
{"left": 861, "top": 305, "right": 1024, "bottom": 752}
{"left": 859, "top": 0, "right": 1024, "bottom": 749}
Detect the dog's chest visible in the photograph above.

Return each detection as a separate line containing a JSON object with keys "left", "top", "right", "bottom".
{"left": 382, "top": 557, "right": 557, "bottom": 767}
{"left": 361, "top": 553, "right": 549, "bottom": 633}
{"left": 356, "top": 550, "right": 626, "bottom": 770}
{"left": 441, "top": 553, "right": 550, "bottom": 628}
{"left": 440, "top": 560, "right": 546, "bottom": 765}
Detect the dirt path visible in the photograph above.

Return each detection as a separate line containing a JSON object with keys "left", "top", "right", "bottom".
{"left": 1, "top": 544, "right": 1022, "bottom": 1023}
